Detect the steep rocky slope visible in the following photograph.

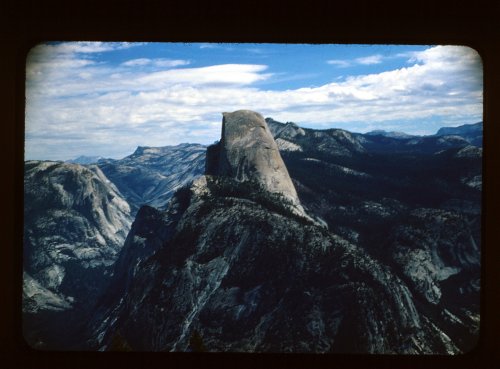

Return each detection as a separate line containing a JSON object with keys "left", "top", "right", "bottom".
{"left": 86, "top": 111, "right": 479, "bottom": 353}
{"left": 89, "top": 176, "right": 457, "bottom": 353}
{"left": 266, "top": 117, "right": 365, "bottom": 157}
{"left": 206, "top": 110, "right": 317, "bottom": 222}
{"left": 207, "top": 111, "right": 300, "bottom": 204}
{"left": 23, "top": 161, "right": 132, "bottom": 348}
{"left": 265, "top": 118, "right": 482, "bottom": 352}
{"left": 97, "top": 143, "right": 206, "bottom": 214}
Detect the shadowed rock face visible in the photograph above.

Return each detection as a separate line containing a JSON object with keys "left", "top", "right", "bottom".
{"left": 97, "top": 143, "right": 206, "bottom": 215}
{"left": 206, "top": 110, "right": 300, "bottom": 206}
{"left": 23, "top": 161, "right": 133, "bottom": 307}
{"left": 23, "top": 160, "right": 133, "bottom": 349}
{"left": 87, "top": 174, "right": 466, "bottom": 354}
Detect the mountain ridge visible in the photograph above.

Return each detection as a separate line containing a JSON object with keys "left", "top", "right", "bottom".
{"left": 62, "top": 120, "right": 482, "bottom": 164}
{"left": 83, "top": 110, "right": 480, "bottom": 353}
{"left": 23, "top": 112, "right": 481, "bottom": 352}
{"left": 97, "top": 143, "right": 206, "bottom": 214}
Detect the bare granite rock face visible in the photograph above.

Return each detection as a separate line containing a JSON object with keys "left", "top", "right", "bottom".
{"left": 97, "top": 143, "right": 206, "bottom": 215}
{"left": 206, "top": 110, "right": 322, "bottom": 224}
{"left": 23, "top": 161, "right": 133, "bottom": 309}
{"left": 206, "top": 110, "right": 300, "bottom": 206}
{"left": 23, "top": 160, "right": 133, "bottom": 349}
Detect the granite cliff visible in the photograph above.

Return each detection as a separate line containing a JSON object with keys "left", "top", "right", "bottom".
{"left": 206, "top": 110, "right": 317, "bottom": 222}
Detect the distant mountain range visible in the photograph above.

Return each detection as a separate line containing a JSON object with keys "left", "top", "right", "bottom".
{"left": 364, "top": 121, "right": 482, "bottom": 147}
{"left": 23, "top": 116, "right": 481, "bottom": 353}
{"left": 435, "top": 122, "right": 482, "bottom": 147}
{"left": 436, "top": 121, "right": 482, "bottom": 136}
{"left": 365, "top": 130, "right": 415, "bottom": 139}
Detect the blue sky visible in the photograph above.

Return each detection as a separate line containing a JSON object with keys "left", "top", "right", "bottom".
{"left": 25, "top": 42, "right": 483, "bottom": 160}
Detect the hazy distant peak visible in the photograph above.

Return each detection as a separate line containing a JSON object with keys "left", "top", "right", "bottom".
{"left": 435, "top": 122, "right": 482, "bottom": 136}
{"left": 365, "top": 130, "right": 414, "bottom": 139}
{"left": 66, "top": 155, "right": 104, "bottom": 165}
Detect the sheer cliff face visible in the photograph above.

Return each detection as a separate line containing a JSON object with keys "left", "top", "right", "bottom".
{"left": 206, "top": 110, "right": 300, "bottom": 206}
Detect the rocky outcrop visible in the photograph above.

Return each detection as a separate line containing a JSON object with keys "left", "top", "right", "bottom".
{"left": 206, "top": 110, "right": 301, "bottom": 206}
{"left": 206, "top": 110, "right": 322, "bottom": 224}
{"left": 23, "top": 160, "right": 133, "bottom": 348}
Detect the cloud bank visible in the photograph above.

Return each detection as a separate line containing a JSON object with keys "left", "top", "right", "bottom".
{"left": 25, "top": 43, "right": 483, "bottom": 160}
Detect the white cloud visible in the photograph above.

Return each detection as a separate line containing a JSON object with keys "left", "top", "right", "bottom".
{"left": 198, "top": 43, "right": 235, "bottom": 51}
{"left": 199, "top": 43, "right": 218, "bottom": 49}
{"left": 154, "top": 59, "right": 190, "bottom": 68}
{"left": 26, "top": 52, "right": 272, "bottom": 100}
{"left": 28, "top": 42, "right": 141, "bottom": 59}
{"left": 25, "top": 44, "right": 483, "bottom": 160}
{"left": 121, "top": 58, "right": 151, "bottom": 66}
{"left": 326, "top": 59, "right": 351, "bottom": 68}
{"left": 408, "top": 45, "right": 480, "bottom": 65}
{"left": 327, "top": 53, "right": 384, "bottom": 67}
{"left": 121, "top": 58, "right": 190, "bottom": 68}
{"left": 135, "top": 64, "right": 272, "bottom": 87}
{"left": 355, "top": 54, "right": 383, "bottom": 65}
